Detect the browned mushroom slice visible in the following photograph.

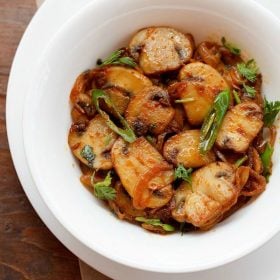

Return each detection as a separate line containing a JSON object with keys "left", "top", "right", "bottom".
{"left": 178, "top": 62, "right": 229, "bottom": 125}
{"left": 71, "top": 93, "right": 96, "bottom": 123}
{"left": 216, "top": 102, "right": 263, "bottom": 153}
{"left": 129, "top": 27, "right": 193, "bottom": 75}
{"left": 68, "top": 115, "right": 118, "bottom": 170}
{"left": 111, "top": 137, "right": 174, "bottom": 209}
{"left": 125, "top": 86, "right": 175, "bottom": 135}
{"left": 99, "top": 87, "right": 130, "bottom": 117}
{"left": 93, "top": 66, "right": 152, "bottom": 97}
{"left": 70, "top": 70, "right": 96, "bottom": 103}
{"left": 163, "top": 130, "right": 215, "bottom": 168}
{"left": 172, "top": 162, "right": 240, "bottom": 229}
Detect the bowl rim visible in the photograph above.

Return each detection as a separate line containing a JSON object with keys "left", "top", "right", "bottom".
{"left": 22, "top": 0, "right": 280, "bottom": 273}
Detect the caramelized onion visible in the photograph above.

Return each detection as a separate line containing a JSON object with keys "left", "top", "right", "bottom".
{"left": 241, "top": 169, "right": 266, "bottom": 196}
{"left": 133, "top": 163, "right": 173, "bottom": 209}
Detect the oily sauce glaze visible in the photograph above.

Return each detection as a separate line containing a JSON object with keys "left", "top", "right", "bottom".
{"left": 68, "top": 26, "right": 279, "bottom": 234}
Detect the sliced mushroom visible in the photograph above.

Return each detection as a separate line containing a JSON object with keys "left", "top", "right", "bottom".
{"left": 241, "top": 168, "right": 266, "bottom": 197}
{"left": 129, "top": 27, "right": 193, "bottom": 75}
{"left": 178, "top": 62, "right": 229, "bottom": 125}
{"left": 93, "top": 66, "right": 152, "bottom": 97}
{"left": 71, "top": 93, "right": 96, "bottom": 123}
{"left": 163, "top": 130, "right": 215, "bottom": 168}
{"left": 68, "top": 115, "right": 118, "bottom": 170}
{"left": 70, "top": 69, "right": 96, "bottom": 103}
{"left": 216, "top": 102, "right": 263, "bottom": 153}
{"left": 195, "top": 41, "right": 221, "bottom": 68}
{"left": 111, "top": 137, "right": 174, "bottom": 209}
{"left": 108, "top": 182, "right": 146, "bottom": 222}
{"left": 125, "top": 86, "right": 175, "bottom": 135}
{"left": 100, "top": 87, "right": 130, "bottom": 116}
{"left": 172, "top": 162, "right": 240, "bottom": 229}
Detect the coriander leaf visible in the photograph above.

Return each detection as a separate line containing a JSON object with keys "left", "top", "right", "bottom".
{"left": 237, "top": 59, "right": 258, "bottom": 82}
{"left": 174, "top": 164, "right": 193, "bottom": 184}
{"left": 80, "top": 145, "right": 95, "bottom": 167}
{"left": 243, "top": 84, "right": 256, "bottom": 97}
{"left": 232, "top": 90, "right": 241, "bottom": 104}
{"left": 200, "top": 89, "right": 230, "bottom": 154}
{"left": 221, "top": 37, "right": 241, "bottom": 55}
{"left": 92, "top": 89, "right": 136, "bottom": 143}
{"left": 235, "top": 155, "right": 248, "bottom": 167}
{"left": 175, "top": 97, "right": 195, "bottom": 104}
{"left": 98, "top": 49, "right": 136, "bottom": 67}
{"left": 260, "top": 143, "right": 274, "bottom": 181}
{"left": 264, "top": 97, "right": 280, "bottom": 127}
{"left": 93, "top": 171, "right": 116, "bottom": 200}
{"left": 135, "top": 217, "right": 175, "bottom": 232}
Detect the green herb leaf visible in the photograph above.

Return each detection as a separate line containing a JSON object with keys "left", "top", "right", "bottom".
{"left": 135, "top": 217, "right": 175, "bottom": 232}
{"left": 92, "top": 89, "right": 136, "bottom": 143}
{"left": 260, "top": 143, "right": 274, "bottom": 181}
{"left": 264, "top": 97, "right": 280, "bottom": 127}
{"left": 237, "top": 59, "right": 258, "bottom": 82}
{"left": 221, "top": 37, "right": 241, "bottom": 55}
{"left": 235, "top": 155, "right": 248, "bottom": 167}
{"left": 199, "top": 89, "right": 230, "bottom": 154}
{"left": 233, "top": 90, "right": 241, "bottom": 104}
{"left": 80, "top": 145, "right": 95, "bottom": 167}
{"left": 93, "top": 171, "right": 116, "bottom": 200}
{"left": 243, "top": 84, "right": 256, "bottom": 97}
{"left": 174, "top": 164, "right": 193, "bottom": 184}
{"left": 98, "top": 49, "right": 136, "bottom": 67}
{"left": 175, "top": 97, "right": 195, "bottom": 104}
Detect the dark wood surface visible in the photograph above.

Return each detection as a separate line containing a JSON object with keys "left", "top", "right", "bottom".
{"left": 0, "top": 1, "right": 83, "bottom": 279}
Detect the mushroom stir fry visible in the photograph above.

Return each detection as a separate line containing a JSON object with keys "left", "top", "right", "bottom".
{"left": 68, "top": 27, "right": 280, "bottom": 234}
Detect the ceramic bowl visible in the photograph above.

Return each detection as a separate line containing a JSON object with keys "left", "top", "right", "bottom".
{"left": 23, "top": 0, "right": 280, "bottom": 273}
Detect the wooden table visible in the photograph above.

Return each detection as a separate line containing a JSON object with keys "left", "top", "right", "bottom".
{"left": 0, "top": 1, "right": 110, "bottom": 279}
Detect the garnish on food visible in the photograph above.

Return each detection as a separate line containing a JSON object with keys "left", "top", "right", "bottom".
{"left": 243, "top": 84, "right": 256, "bottom": 98}
{"left": 264, "top": 98, "right": 280, "bottom": 127}
{"left": 221, "top": 37, "right": 241, "bottom": 55}
{"left": 80, "top": 145, "right": 95, "bottom": 167}
{"left": 235, "top": 155, "right": 248, "bottom": 168}
{"left": 135, "top": 217, "right": 175, "bottom": 232}
{"left": 232, "top": 90, "right": 241, "bottom": 104}
{"left": 237, "top": 59, "right": 258, "bottom": 82}
{"left": 260, "top": 144, "right": 274, "bottom": 181}
{"left": 199, "top": 89, "right": 230, "bottom": 154}
{"left": 92, "top": 89, "right": 136, "bottom": 143}
{"left": 174, "top": 164, "right": 193, "bottom": 184}
{"left": 93, "top": 171, "right": 116, "bottom": 200}
{"left": 97, "top": 49, "right": 136, "bottom": 67}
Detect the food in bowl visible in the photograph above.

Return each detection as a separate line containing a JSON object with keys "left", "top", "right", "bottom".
{"left": 68, "top": 26, "right": 280, "bottom": 234}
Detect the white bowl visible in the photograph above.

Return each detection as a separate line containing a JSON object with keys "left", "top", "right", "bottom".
{"left": 23, "top": 0, "right": 280, "bottom": 273}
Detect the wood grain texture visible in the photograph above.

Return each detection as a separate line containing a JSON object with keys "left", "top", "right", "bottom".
{"left": 0, "top": 1, "right": 82, "bottom": 279}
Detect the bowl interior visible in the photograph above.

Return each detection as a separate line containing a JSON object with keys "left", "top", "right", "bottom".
{"left": 23, "top": 0, "right": 280, "bottom": 273}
